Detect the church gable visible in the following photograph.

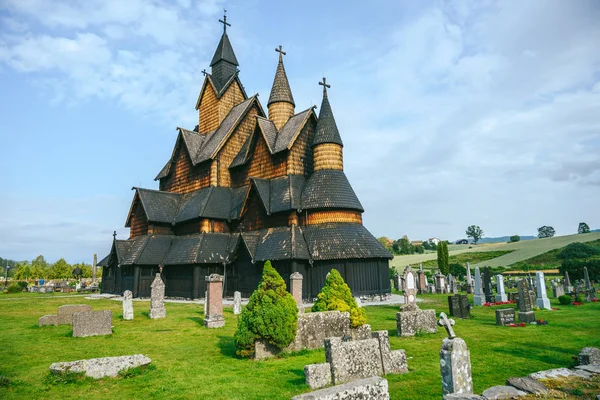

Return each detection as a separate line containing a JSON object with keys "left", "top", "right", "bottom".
{"left": 286, "top": 112, "right": 316, "bottom": 176}
{"left": 196, "top": 74, "right": 248, "bottom": 134}
{"left": 158, "top": 134, "right": 211, "bottom": 193}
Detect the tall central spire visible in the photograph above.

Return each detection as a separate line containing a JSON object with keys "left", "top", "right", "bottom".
{"left": 210, "top": 10, "right": 239, "bottom": 88}
{"left": 268, "top": 45, "right": 295, "bottom": 130}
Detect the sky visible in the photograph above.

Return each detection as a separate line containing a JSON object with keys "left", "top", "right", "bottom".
{"left": 0, "top": 0, "right": 599, "bottom": 264}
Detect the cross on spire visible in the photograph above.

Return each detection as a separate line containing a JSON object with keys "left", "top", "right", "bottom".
{"left": 437, "top": 312, "right": 456, "bottom": 339}
{"left": 113, "top": 231, "right": 117, "bottom": 239}
{"left": 202, "top": 69, "right": 208, "bottom": 76}
{"left": 319, "top": 77, "right": 330, "bottom": 96}
{"left": 219, "top": 9, "right": 231, "bottom": 33}
{"left": 275, "top": 45, "right": 286, "bottom": 60}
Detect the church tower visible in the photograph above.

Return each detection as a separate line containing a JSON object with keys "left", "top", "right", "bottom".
{"left": 209, "top": 13, "right": 238, "bottom": 88}
{"left": 312, "top": 78, "right": 343, "bottom": 171}
{"left": 267, "top": 46, "right": 295, "bottom": 130}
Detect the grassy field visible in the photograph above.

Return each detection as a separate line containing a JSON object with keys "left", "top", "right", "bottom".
{"left": 1, "top": 293, "right": 599, "bottom": 399}
{"left": 391, "top": 232, "right": 600, "bottom": 271}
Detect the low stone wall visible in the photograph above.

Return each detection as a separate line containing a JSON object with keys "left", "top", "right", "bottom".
{"left": 292, "top": 376, "right": 389, "bottom": 400}
{"left": 254, "top": 311, "right": 372, "bottom": 359}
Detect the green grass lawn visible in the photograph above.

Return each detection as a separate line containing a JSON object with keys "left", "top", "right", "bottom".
{"left": 391, "top": 232, "right": 600, "bottom": 270}
{"left": 1, "top": 293, "right": 599, "bottom": 399}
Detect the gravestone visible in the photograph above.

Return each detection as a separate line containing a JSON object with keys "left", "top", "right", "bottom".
{"left": 429, "top": 285, "right": 437, "bottom": 294}
{"left": 149, "top": 273, "right": 166, "bottom": 319}
{"left": 38, "top": 315, "right": 58, "bottom": 326}
{"left": 448, "top": 294, "right": 471, "bottom": 319}
{"left": 233, "top": 291, "right": 242, "bottom": 315}
{"left": 203, "top": 291, "right": 207, "bottom": 315}
{"left": 438, "top": 313, "right": 473, "bottom": 397}
{"left": 397, "top": 266, "right": 437, "bottom": 337}
{"left": 552, "top": 282, "right": 564, "bottom": 298}
{"left": 578, "top": 347, "right": 600, "bottom": 365}
{"left": 495, "top": 309, "right": 516, "bottom": 326}
{"left": 204, "top": 274, "right": 225, "bottom": 328}
{"left": 465, "top": 263, "right": 474, "bottom": 295}
{"left": 473, "top": 267, "right": 485, "bottom": 306}
{"left": 393, "top": 274, "right": 401, "bottom": 291}
{"left": 304, "top": 331, "right": 407, "bottom": 389}
{"left": 57, "top": 304, "right": 93, "bottom": 325}
{"left": 418, "top": 268, "right": 427, "bottom": 294}
{"left": 564, "top": 271, "right": 573, "bottom": 293}
{"left": 535, "top": 271, "right": 551, "bottom": 310}
{"left": 72, "top": 310, "right": 112, "bottom": 338}
{"left": 517, "top": 279, "right": 535, "bottom": 323}
{"left": 293, "top": 376, "right": 390, "bottom": 400}
{"left": 449, "top": 274, "right": 458, "bottom": 294}
{"left": 290, "top": 272, "right": 303, "bottom": 312}
{"left": 123, "top": 290, "right": 134, "bottom": 320}
{"left": 403, "top": 265, "right": 418, "bottom": 310}
{"left": 435, "top": 273, "right": 447, "bottom": 294}
{"left": 584, "top": 267, "right": 592, "bottom": 290}
{"left": 483, "top": 267, "right": 494, "bottom": 303}
{"left": 50, "top": 354, "right": 151, "bottom": 379}
{"left": 495, "top": 274, "right": 507, "bottom": 302}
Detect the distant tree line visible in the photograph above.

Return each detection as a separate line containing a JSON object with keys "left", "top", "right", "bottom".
{"left": 6, "top": 255, "right": 101, "bottom": 280}
{"left": 377, "top": 236, "right": 441, "bottom": 255}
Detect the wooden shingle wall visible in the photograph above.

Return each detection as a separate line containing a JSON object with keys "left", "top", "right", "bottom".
{"left": 129, "top": 202, "right": 149, "bottom": 238}
{"left": 268, "top": 102, "right": 294, "bottom": 130}
{"left": 198, "top": 84, "right": 219, "bottom": 134}
{"left": 218, "top": 82, "right": 245, "bottom": 126}
{"left": 287, "top": 120, "right": 315, "bottom": 176}
{"left": 247, "top": 132, "right": 287, "bottom": 181}
{"left": 148, "top": 224, "right": 173, "bottom": 235}
{"left": 159, "top": 141, "right": 211, "bottom": 194}
{"left": 313, "top": 143, "right": 343, "bottom": 171}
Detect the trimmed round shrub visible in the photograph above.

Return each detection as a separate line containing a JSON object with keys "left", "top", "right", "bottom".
{"left": 311, "top": 269, "right": 366, "bottom": 328}
{"left": 234, "top": 261, "right": 298, "bottom": 358}
{"left": 558, "top": 295, "right": 572, "bottom": 305}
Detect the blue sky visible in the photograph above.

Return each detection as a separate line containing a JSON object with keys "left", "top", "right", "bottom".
{"left": 1, "top": 0, "right": 599, "bottom": 263}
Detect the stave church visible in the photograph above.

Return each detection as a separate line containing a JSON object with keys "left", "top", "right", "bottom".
{"left": 98, "top": 15, "right": 392, "bottom": 299}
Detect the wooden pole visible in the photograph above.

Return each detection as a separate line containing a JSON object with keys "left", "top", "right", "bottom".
{"left": 92, "top": 254, "right": 97, "bottom": 283}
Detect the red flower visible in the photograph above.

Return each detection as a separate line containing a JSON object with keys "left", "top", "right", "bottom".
{"left": 508, "top": 323, "right": 516, "bottom": 327}
{"left": 519, "top": 323, "right": 526, "bottom": 327}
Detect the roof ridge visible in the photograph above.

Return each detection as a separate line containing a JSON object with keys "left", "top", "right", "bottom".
{"left": 132, "top": 235, "right": 152, "bottom": 265}
{"left": 199, "top": 186, "right": 215, "bottom": 217}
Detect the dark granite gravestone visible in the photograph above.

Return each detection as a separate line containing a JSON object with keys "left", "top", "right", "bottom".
{"left": 495, "top": 308, "right": 516, "bottom": 326}
{"left": 483, "top": 267, "right": 494, "bottom": 303}
{"left": 517, "top": 279, "right": 535, "bottom": 323}
{"left": 448, "top": 294, "right": 471, "bottom": 319}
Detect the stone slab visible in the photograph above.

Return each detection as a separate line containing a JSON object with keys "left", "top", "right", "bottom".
{"left": 495, "top": 309, "right": 515, "bottom": 326}
{"left": 482, "top": 385, "right": 526, "bottom": 399}
{"left": 39, "top": 315, "right": 57, "bottom": 326}
{"left": 505, "top": 377, "right": 548, "bottom": 395}
{"left": 529, "top": 368, "right": 593, "bottom": 380}
{"left": 292, "top": 376, "right": 389, "bottom": 400}
{"left": 49, "top": 354, "right": 151, "bottom": 379}
{"left": 396, "top": 309, "right": 437, "bottom": 337}
{"left": 325, "top": 337, "right": 384, "bottom": 385}
{"left": 203, "top": 315, "right": 225, "bottom": 328}
{"left": 57, "top": 304, "right": 93, "bottom": 325}
{"left": 517, "top": 311, "right": 535, "bottom": 324}
{"left": 149, "top": 308, "right": 166, "bottom": 319}
{"left": 72, "top": 310, "right": 112, "bottom": 338}
{"left": 579, "top": 347, "right": 600, "bottom": 365}
{"left": 444, "top": 395, "right": 484, "bottom": 400}
{"left": 305, "top": 363, "right": 332, "bottom": 389}
{"left": 575, "top": 364, "right": 600, "bottom": 374}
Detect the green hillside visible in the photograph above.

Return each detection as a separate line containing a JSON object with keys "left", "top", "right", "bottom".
{"left": 390, "top": 232, "right": 600, "bottom": 270}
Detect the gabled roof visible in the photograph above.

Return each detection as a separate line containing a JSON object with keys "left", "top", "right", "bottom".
{"left": 256, "top": 116, "right": 277, "bottom": 153}
{"left": 241, "top": 231, "right": 261, "bottom": 260}
{"left": 250, "top": 178, "right": 271, "bottom": 214}
{"left": 97, "top": 238, "right": 133, "bottom": 267}
{"left": 210, "top": 32, "right": 239, "bottom": 67}
{"left": 126, "top": 188, "right": 182, "bottom": 227}
{"left": 194, "top": 72, "right": 248, "bottom": 110}
{"left": 313, "top": 91, "right": 343, "bottom": 147}
{"left": 229, "top": 132, "right": 256, "bottom": 168}
{"left": 301, "top": 170, "right": 363, "bottom": 211}
{"left": 249, "top": 175, "right": 305, "bottom": 215}
{"left": 273, "top": 107, "right": 315, "bottom": 153}
{"left": 303, "top": 223, "right": 393, "bottom": 260}
{"left": 154, "top": 128, "right": 208, "bottom": 181}
{"left": 253, "top": 225, "right": 311, "bottom": 262}
{"left": 268, "top": 53, "right": 294, "bottom": 107}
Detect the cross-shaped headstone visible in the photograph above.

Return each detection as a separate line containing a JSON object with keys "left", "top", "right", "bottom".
{"left": 275, "top": 45, "right": 286, "bottom": 56}
{"left": 218, "top": 9, "right": 231, "bottom": 33}
{"left": 319, "top": 77, "right": 330, "bottom": 95}
{"left": 437, "top": 312, "right": 456, "bottom": 339}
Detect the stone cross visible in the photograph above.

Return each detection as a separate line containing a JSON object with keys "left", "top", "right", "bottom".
{"left": 149, "top": 273, "right": 166, "bottom": 319}
{"left": 437, "top": 312, "right": 456, "bottom": 339}
{"left": 123, "top": 290, "right": 134, "bottom": 320}
{"left": 319, "top": 77, "right": 331, "bottom": 96}
{"left": 218, "top": 9, "right": 231, "bottom": 33}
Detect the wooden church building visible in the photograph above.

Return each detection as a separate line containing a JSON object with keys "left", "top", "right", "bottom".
{"left": 98, "top": 16, "right": 392, "bottom": 299}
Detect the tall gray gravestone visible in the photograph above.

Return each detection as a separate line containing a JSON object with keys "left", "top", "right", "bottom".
{"left": 438, "top": 313, "right": 473, "bottom": 397}
{"left": 517, "top": 279, "right": 535, "bottom": 323}
{"left": 473, "top": 267, "right": 485, "bottom": 306}
{"left": 435, "top": 273, "right": 447, "bottom": 294}
{"left": 233, "top": 291, "right": 242, "bottom": 315}
{"left": 483, "top": 267, "right": 494, "bottom": 303}
{"left": 552, "top": 281, "right": 564, "bottom": 298}
{"left": 535, "top": 271, "right": 551, "bottom": 310}
{"left": 149, "top": 273, "right": 166, "bottom": 319}
{"left": 123, "top": 290, "right": 134, "bottom": 320}
{"left": 564, "top": 271, "right": 573, "bottom": 293}
{"left": 465, "top": 262, "right": 474, "bottom": 294}
{"left": 495, "top": 274, "right": 507, "bottom": 302}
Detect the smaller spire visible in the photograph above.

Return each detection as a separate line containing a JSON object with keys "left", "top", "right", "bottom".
{"left": 313, "top": 77, "right": 343, "bottom": 147}
{"left": 268, "top": 45, "right": 295, "bottom": 107}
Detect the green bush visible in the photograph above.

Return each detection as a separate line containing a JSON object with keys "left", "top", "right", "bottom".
{"left": 574, "top": 295, "right": 584, "bottom": 303}
{"left": 18, "top": 281, "right": 28, "bottom": 290}
{"left": 234, "top": 261, "right": 298, "bottom": 358}
{"left": 312, "top": 269, "right": 366, "bottom": 328}
{"left": 558, "top": 295, "right": 572, "bottom": 305}
{"left": 509, "top": 235, "right": 520, "bottom": 243}
{"left": 6, "top": 283, "right": 23, "bottom": 293}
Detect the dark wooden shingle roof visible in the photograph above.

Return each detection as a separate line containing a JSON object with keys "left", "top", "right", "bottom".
{"left": 313, "top": 93, "right": 343, "bottom": 147}
{"left": 267, "top": 54, "right": 295, "bottom": 107}
{"left": 301, "top": 170, "right": 363, "bottom": 211}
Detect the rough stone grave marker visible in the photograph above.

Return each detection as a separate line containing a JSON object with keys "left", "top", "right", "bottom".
{"left": 552, "top": 282, "right": 564, "bottom": 298}
{"left": 290, "top": 272, "right": 303, "bottom": 312}
{"left": 438, "top": 312, "right": 473, "bottom": 397}
{"left": 535, "top": 271, "right": 551, "bottom": 310}
{"left": 564, "top": 271, "right": 573, "bottom": 293}
{"left": 517, "top": 279, "right": 535, "bottom": 323}
{"left": 233, "top": 291, "right": 242, "bottom": 315}
{"left": 418, "top": 267, "right": 427, "bottom": 294}
{"left": 204, "top": 274, "right": 225, "bottom": 328}
{"left": 72, "top": 310, "right": 112, "bottom": 338}
{"left": 149, "top": 273, "right": 166, "bottom": 319}
{"left": 123, "top": 290, "right": 134, "bottom": 320}
{"left": 495, "top": 309, "right": 516, "bottom": 326}
{"left": 466, "top": 262, "right": 474, "bottom": 294}
{"left": 473, "top": 267, "right": 485, "bottom": 306}
{"left": 57, "top": 304, "right": 93, "bottom": 325}
{"left": 495, "top": 274, "right": 507, "bottom": 302}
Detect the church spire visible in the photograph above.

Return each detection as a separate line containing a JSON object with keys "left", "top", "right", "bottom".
{"left": 210, "top": 10, "right": 239, "bottom": 87}
{"left": 313, "top": 77, "right": 343, "bottom": 147}
{"left": 267, "top": 45, "right": 295, "bottom": 130}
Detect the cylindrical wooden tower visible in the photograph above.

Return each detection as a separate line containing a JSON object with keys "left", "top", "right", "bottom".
{"left": 268, "top": 47, "right": 295, "bottom": 130}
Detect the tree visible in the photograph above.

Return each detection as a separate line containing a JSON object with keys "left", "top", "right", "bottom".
{"left": 578, "top": 222, "right": 591, "bottom": 234}
{"left": 558, "top": 242, "right": 600, "bottom": 260}
{"left": 312, "top": 269, "right": 366, "bottom": 328}
{"left": 234, "top": 261, "right": 298, "bottom": 358}
{"left": 393, "top": 236, "right": 414, "bottom": 255}
{"left": 537, "top": 226, "right": 555, "bottom": 239}
{"left": 509, "top": 235, "right": 520, "bottom": 243}
{"left": 437, "top": 241, "right": 449, "bottom": 275}
{"left": 414, "top": 244, "right": 425, "bottom": 254}
{"left": 377, "top": 237, "right": 393, "bottom": 251}
{"left": 466, "top": 225, "right": 484, "bottom": 244}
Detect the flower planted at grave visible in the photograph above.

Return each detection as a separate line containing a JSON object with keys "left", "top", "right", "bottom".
{"left": 312, "top": 269, "right": 366, "bottom": 327}
{"left": 234, "top": 261, "right": 298, "bottom": 358}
